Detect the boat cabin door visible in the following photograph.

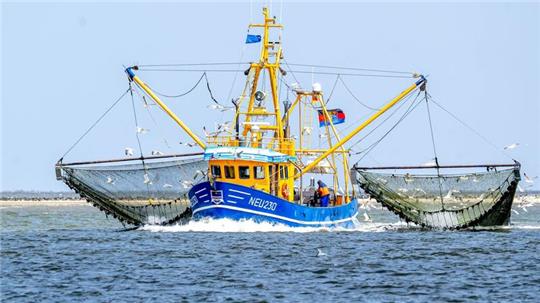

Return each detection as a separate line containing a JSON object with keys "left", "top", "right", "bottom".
{"left": 269, "top": 164, "right": 279, "bottom": 196}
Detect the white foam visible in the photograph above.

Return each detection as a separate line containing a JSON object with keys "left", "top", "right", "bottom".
{"left": 139, "top": 217, "right": 399, "bottom": 233}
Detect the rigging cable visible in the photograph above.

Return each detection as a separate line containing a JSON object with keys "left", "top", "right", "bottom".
{"left": 351, "top": 90, "right": 422, "bottom": 162}
{"left": 136, "top": 67, "right": 414, "bottom": 79}
{"left": 131, "top": 85, "right": 172, "bottom": 150}
{"left": 136, "top": 62, "right": 250, "bottom": 67}
{"left": 424, "top": 90, "right": 445, "bottom": 209}
{"left": 349, "top": 90, "right": 420, "bottom": 152}
{"left": 145, "top": 73, "right": 206, "bottom": 98}
{"left": 204, "top": 73, "right": 220, "bottom": 104}
{"left": 427, "top": 93, "right": 514, "bottom": 161}
{"left": 286, "top": 63, "right": 414, "bottom": 75}
{"left": 129, "top": 82, "right": 152, "bottom": 197}
{"left": 59, "top": 88, "right": 130, "bottom": 161}
{"left": 129, "top": 83, "right": 147, "bottom": 163}
{"left": 339, "top": 76, "right": 379, "bottom": 111}
{"left": 325, "top": 74, "right": 341, "bottom": 105}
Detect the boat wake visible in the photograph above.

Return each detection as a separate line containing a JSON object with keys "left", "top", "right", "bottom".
{"left": 139, "top": 218, "right": 410, "bottom": 233}
{"left": 138, "top": 217, "right": 540, "bottom": 233}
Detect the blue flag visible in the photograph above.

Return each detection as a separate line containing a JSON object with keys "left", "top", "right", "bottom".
{"left": 246, "top": 34, "right": 261, "bottom": 44}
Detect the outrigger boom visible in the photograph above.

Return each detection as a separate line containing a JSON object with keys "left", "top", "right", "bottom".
{"left": 125, "top": 66, "right": 207, "bottom": 150}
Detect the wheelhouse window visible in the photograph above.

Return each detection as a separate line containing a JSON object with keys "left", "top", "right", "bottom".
{"left": 224, "top": 166, "right": 235, "bottom": 179}
{"left": 211, "top": 165, "right": 222, "bottom": 178}
{"left": 239, "top": 166, "right": 250, "bottom": 179}
{"left": 253, "top": 166, "right": 265, "bottom": 179}
{"left": 279, "top": 165, "right": 288, "bottom": 179}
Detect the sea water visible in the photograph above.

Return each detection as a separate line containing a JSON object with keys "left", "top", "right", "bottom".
{"left": 1, "top": 202, "right": 539, "bottom": 302}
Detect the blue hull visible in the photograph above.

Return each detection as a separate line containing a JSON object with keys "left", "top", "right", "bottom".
{"left": 188, "top": 181, "right": 359, "bottom": 228}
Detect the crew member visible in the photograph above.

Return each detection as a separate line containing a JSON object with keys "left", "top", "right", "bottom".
{"left": 317, "top": 180, "right": 330, "bottom": 207}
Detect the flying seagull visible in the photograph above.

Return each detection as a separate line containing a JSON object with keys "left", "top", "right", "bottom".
{"left": 125, "top": 147, "right": 134, "bottom": 156}
{"left": 503, "top": 143, "right": 519, "bottom": 150}
{"left": 136, "top": 126, "right": 150, "bottom": 134}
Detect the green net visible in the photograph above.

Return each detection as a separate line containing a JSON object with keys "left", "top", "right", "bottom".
{"left": 353, "top": 165, "right": 521, "bottom": 229}
{"left": 57, "top": 156, "right": 207, "bottom": 226}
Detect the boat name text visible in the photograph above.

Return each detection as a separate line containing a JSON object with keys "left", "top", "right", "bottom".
{"left": 248, "top": 197, "right": 277, "bottom": 211}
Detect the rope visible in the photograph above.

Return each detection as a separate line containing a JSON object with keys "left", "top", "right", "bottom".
{"left": 339, "top": 76, "right": 379, "bottom": 111}
{"left": 145, "top": 73, "right": 206, "bottom": 98}
{"left": 424, "top": 91, "right": 445, "bottom": 209}
{"left": 136, "top": 62, "right": 250, "bottom": 67}
{"left": 59, "top": 88, "right": 130, "bottom": 161}
{"left": 286, "top": 63, "right": 414, "bottom": 75}
{"left": 427, "top": 93, "right": 513, "bottom": 160}
{"left": 325, "top": 74, "right": 340, "bottom": 105}
{"left": 204, "top": 73, "right": 220, "bottom": 104}
{"left": 131, "top": 86, "right": 172, "bottom": 150}
{"left": 129, "top": 83, "right": 150, "bottom": 194}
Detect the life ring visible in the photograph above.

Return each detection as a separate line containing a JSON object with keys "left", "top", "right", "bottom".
{"left": 281, "top": 183, "right": 289, "bottom": 199}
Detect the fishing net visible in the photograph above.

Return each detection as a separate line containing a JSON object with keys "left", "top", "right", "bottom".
{"left": 57, "top": 155, "right": 207, "bottom": 226}
{"left": 353, "top": 164, "right": 521, "bottom": 229}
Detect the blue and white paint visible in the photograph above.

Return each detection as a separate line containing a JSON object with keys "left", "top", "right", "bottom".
{"left": 188, "top": 181, "right": 359, "bottom": 228}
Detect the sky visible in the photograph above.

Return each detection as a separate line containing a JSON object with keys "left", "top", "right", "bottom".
{"left": 1, "top": 1, "right": 539, "bottom": 191}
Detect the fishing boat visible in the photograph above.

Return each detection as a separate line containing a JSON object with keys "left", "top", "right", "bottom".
{"left": 122, "top": 8, "right": 426, "bottom": 228}
{"left": 56, "top": 7, "right": 520, "bottom": 230}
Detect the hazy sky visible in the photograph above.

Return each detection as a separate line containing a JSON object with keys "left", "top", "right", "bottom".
{"left": 2, "top": 1, "right": 539, "bottom": 191}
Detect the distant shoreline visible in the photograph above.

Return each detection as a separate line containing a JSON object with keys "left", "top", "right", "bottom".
{"left": 0, "top": 200, "right": 88, "bottom": 207}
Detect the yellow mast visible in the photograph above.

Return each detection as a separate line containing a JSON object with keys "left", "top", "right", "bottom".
{"left": 241, "top": 7, "right": 284, "bottom": 146}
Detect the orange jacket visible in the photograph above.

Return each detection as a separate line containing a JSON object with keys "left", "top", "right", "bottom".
{"left": 318, "top": 186, "right": 330, "bottom": 197}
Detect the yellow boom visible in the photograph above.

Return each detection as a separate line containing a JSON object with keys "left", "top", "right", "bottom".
{"left": 295, "top": 76, "right": 426, "bottom": 178}
{"left": 125, "top": 66, "right": 207, "bottom": 150}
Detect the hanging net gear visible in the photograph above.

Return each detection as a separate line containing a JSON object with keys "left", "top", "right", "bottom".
{"left": 56, "top": 154, "right": 207, "bottom": 226}
{"left": 352, "top": 163, "right": 521, "bottom": 229}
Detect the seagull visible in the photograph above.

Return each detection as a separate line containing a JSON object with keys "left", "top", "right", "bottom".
{"left": 106, "top": 177, "right": 115, "bottom": 184}
{"left": 162, "top": 183, "right": 173, "bottom": 188}
{"left": 444, "top": 189, "right": 461, "bottom": 200}
{"left": 404, "top": 173, "right": 414, "bottom": 183}
{"left": 180, "top": 142, "right": 197, "bottom": 147}
{"left": 207, "top": 104, "right": 234, "bottom": 112}
{"left": 503, "top": 143, "right": 519, "bottom": 150}
{"left": 302, "top": 126, "right": 313, "bottom": 135}
{"left": 180, "top": 180, "right": 194, "bottom": 189}
{"left": 422, "top": 158, "right": 437, "bottom": 167}
{"left": 217, "top": 121, "right": 231, "bottom": 131}
{"left": 234, "top": 150, "right": 244, "bottom": 158}
{"left": 193, "top": 169, "right": 207, "bottom": 180}
{"left": 143, "top": 173, "right": 152, "bottom": 184}
{"left": 524, "top": 173, "right": 537, "bottom": 184}
{"left": 511, "top": 209, "right": 520, "bottom": 215}
{"left": 376, "top": 177, "right": 388, "bottom": 184}
{"left": 151, "top": 150, "right": 164, "bottom": 156}
{"left": 318, "top": 133, "right": 328, "bottom": 139}
{"left": 363, "top": 212, "right": 372, "bottom": 222}
{"left": 414, "top": 188, "right": 427, "bottom": 195}
{"left": 125, "top": 147, "right": 134, "bottom": 156}
{"left": 136, "top": 126, "right": 149, "bottom": 134}
{"left": 316, "top": 248, "right": 327, "bottom": 257}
